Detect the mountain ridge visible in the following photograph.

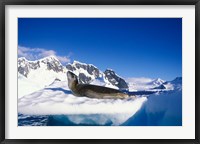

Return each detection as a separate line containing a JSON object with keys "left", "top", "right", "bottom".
{"left": 18, "top": 56, "right": 129, "bottom": 90}
{"left": 18, "top": 56, "right": 182, "bottom": 97}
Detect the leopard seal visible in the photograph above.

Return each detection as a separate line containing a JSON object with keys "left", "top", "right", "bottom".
{"left": 67, "top": 71, "right": 130, "bottom": 99}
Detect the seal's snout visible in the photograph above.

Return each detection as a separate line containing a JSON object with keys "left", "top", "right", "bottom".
{"left": 67, "top": 71, "right": 79, "bottom": 96}
{"left": 67, "top": 71, "right": 77, "bottom": 81}
{"left": 67, "top": 71, "right": 72, "bottom": 78}
{"left": 67, "top": 71, "right": 74, "bottom": 78}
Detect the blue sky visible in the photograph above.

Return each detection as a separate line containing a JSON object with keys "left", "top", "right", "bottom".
{"left": 18, "top": 18, "right": 182, "bottom": 80}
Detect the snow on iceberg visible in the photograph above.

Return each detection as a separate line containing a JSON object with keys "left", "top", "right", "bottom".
{"left": 123, "top": 89, "right": 182, "bottom": 126}
{"left": 18, "top": 81, "right": 147, "bottom": 125}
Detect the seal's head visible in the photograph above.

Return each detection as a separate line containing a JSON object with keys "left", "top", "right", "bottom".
{"left": 67, "top": 71, "right": 79, "bottom": 92}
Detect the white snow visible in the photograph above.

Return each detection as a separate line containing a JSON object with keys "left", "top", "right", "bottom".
{"left": 18, "top": 80, "right": 147, "bottom": 125}
{"left": 124, "top": 89, "right": 182, "bottom": 126}
{"left": 126, "top": 77, "right": 165, "bottom": 91}
{"left": 18, "top": 74, "right": 182, "bottom": 126}
{"left": 18, "top": 67, "right": 67, "bottom": 98}
{"left": 88, "top": 74, "right": 119, "bottom": 89}
{"left": 18, "top": 56, "right": 68, "bottom": 97}
{"left": 18, "top": 73, "right": 43, "bottom": 98}
{"left": 71, "top": 60, "right": 99, "bottom": 80}
{"left": 73, "top": 60, "right": 97, "bottom": 69}
{"left": 18, "top": 58, "right": 122, "bottom": 98}
{"left": 163, "top": 83, "right": 174, "bottom": 90}
{"left": 90, "top": 78, "right": 106, "bottom": 86}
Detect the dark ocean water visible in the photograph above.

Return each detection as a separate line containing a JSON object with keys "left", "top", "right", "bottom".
{"left": 18, "top": 114, "right": 115, "bottom": 126}
{"left": 18, "top": 114, "right": 49, "bottom": 126}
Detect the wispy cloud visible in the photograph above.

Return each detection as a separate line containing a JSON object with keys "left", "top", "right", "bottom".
{"left": 18, "top": 46, "right": 71, "bottom": 64}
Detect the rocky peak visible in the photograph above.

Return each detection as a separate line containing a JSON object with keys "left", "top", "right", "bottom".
{"left": 66, "top": 61, "right": 129, "bottom": 90}
{"left": 153, "top": 77, "right": 182, "bottom": 91}
{"left": 151, "top": 78, "right": 165, "bottom": 86}
{"left": 104, "top": 69, "right": 129, "bottom": 90}
{"left": 66, "top": 61, "right": 101, "bottom": 83}
{"left": 18, "top": 57, "right": 30, "bottom": 77}
{"left": 40, "top": 56, "right": 63, "bottom": 72}
{"left": 18, "top": 56, "right": 64, "bottom": 77}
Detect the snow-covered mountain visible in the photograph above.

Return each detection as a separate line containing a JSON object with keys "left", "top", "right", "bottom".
{"left": 65, "top": 61, "right": 129, "bottom": 90}
{"left": 18, "top": 56, "right": 129, "bottom": 90}
{"left": 18, "top": 55, "right": 181, "bottom": 98}
{"left": 126, "top": 77, "right": 166, "bottom": 91}
{"left": 18, "top": 56, "right": 65, "bottom": 77}
{"left": 104, "top": 69, "right": 129, "bottom": 90}
{"left": 126, "top": 77, "right": 182, "bottom": 92}
{"left": 66, "top": 60, "right": 101, "bottom": 83}
{"left": 18, "top": 56, "right": 129, "bottom": 97}
{"left": 153, "top": 77, "right": 182, "bottom": 91}
{"left": 18, "top": 56, "right": 68, "bottom": 97}
{"left": 150, "top": 78, "right": 165, "bottom": 86}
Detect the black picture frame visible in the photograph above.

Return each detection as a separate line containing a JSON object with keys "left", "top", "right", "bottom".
{"left": 0, "top": 0, "right": 199, "bottom": 143}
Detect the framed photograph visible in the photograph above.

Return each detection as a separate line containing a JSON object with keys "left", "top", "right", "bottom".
{"left": 1, "top": 0, "right": 199, "bottom": 143}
